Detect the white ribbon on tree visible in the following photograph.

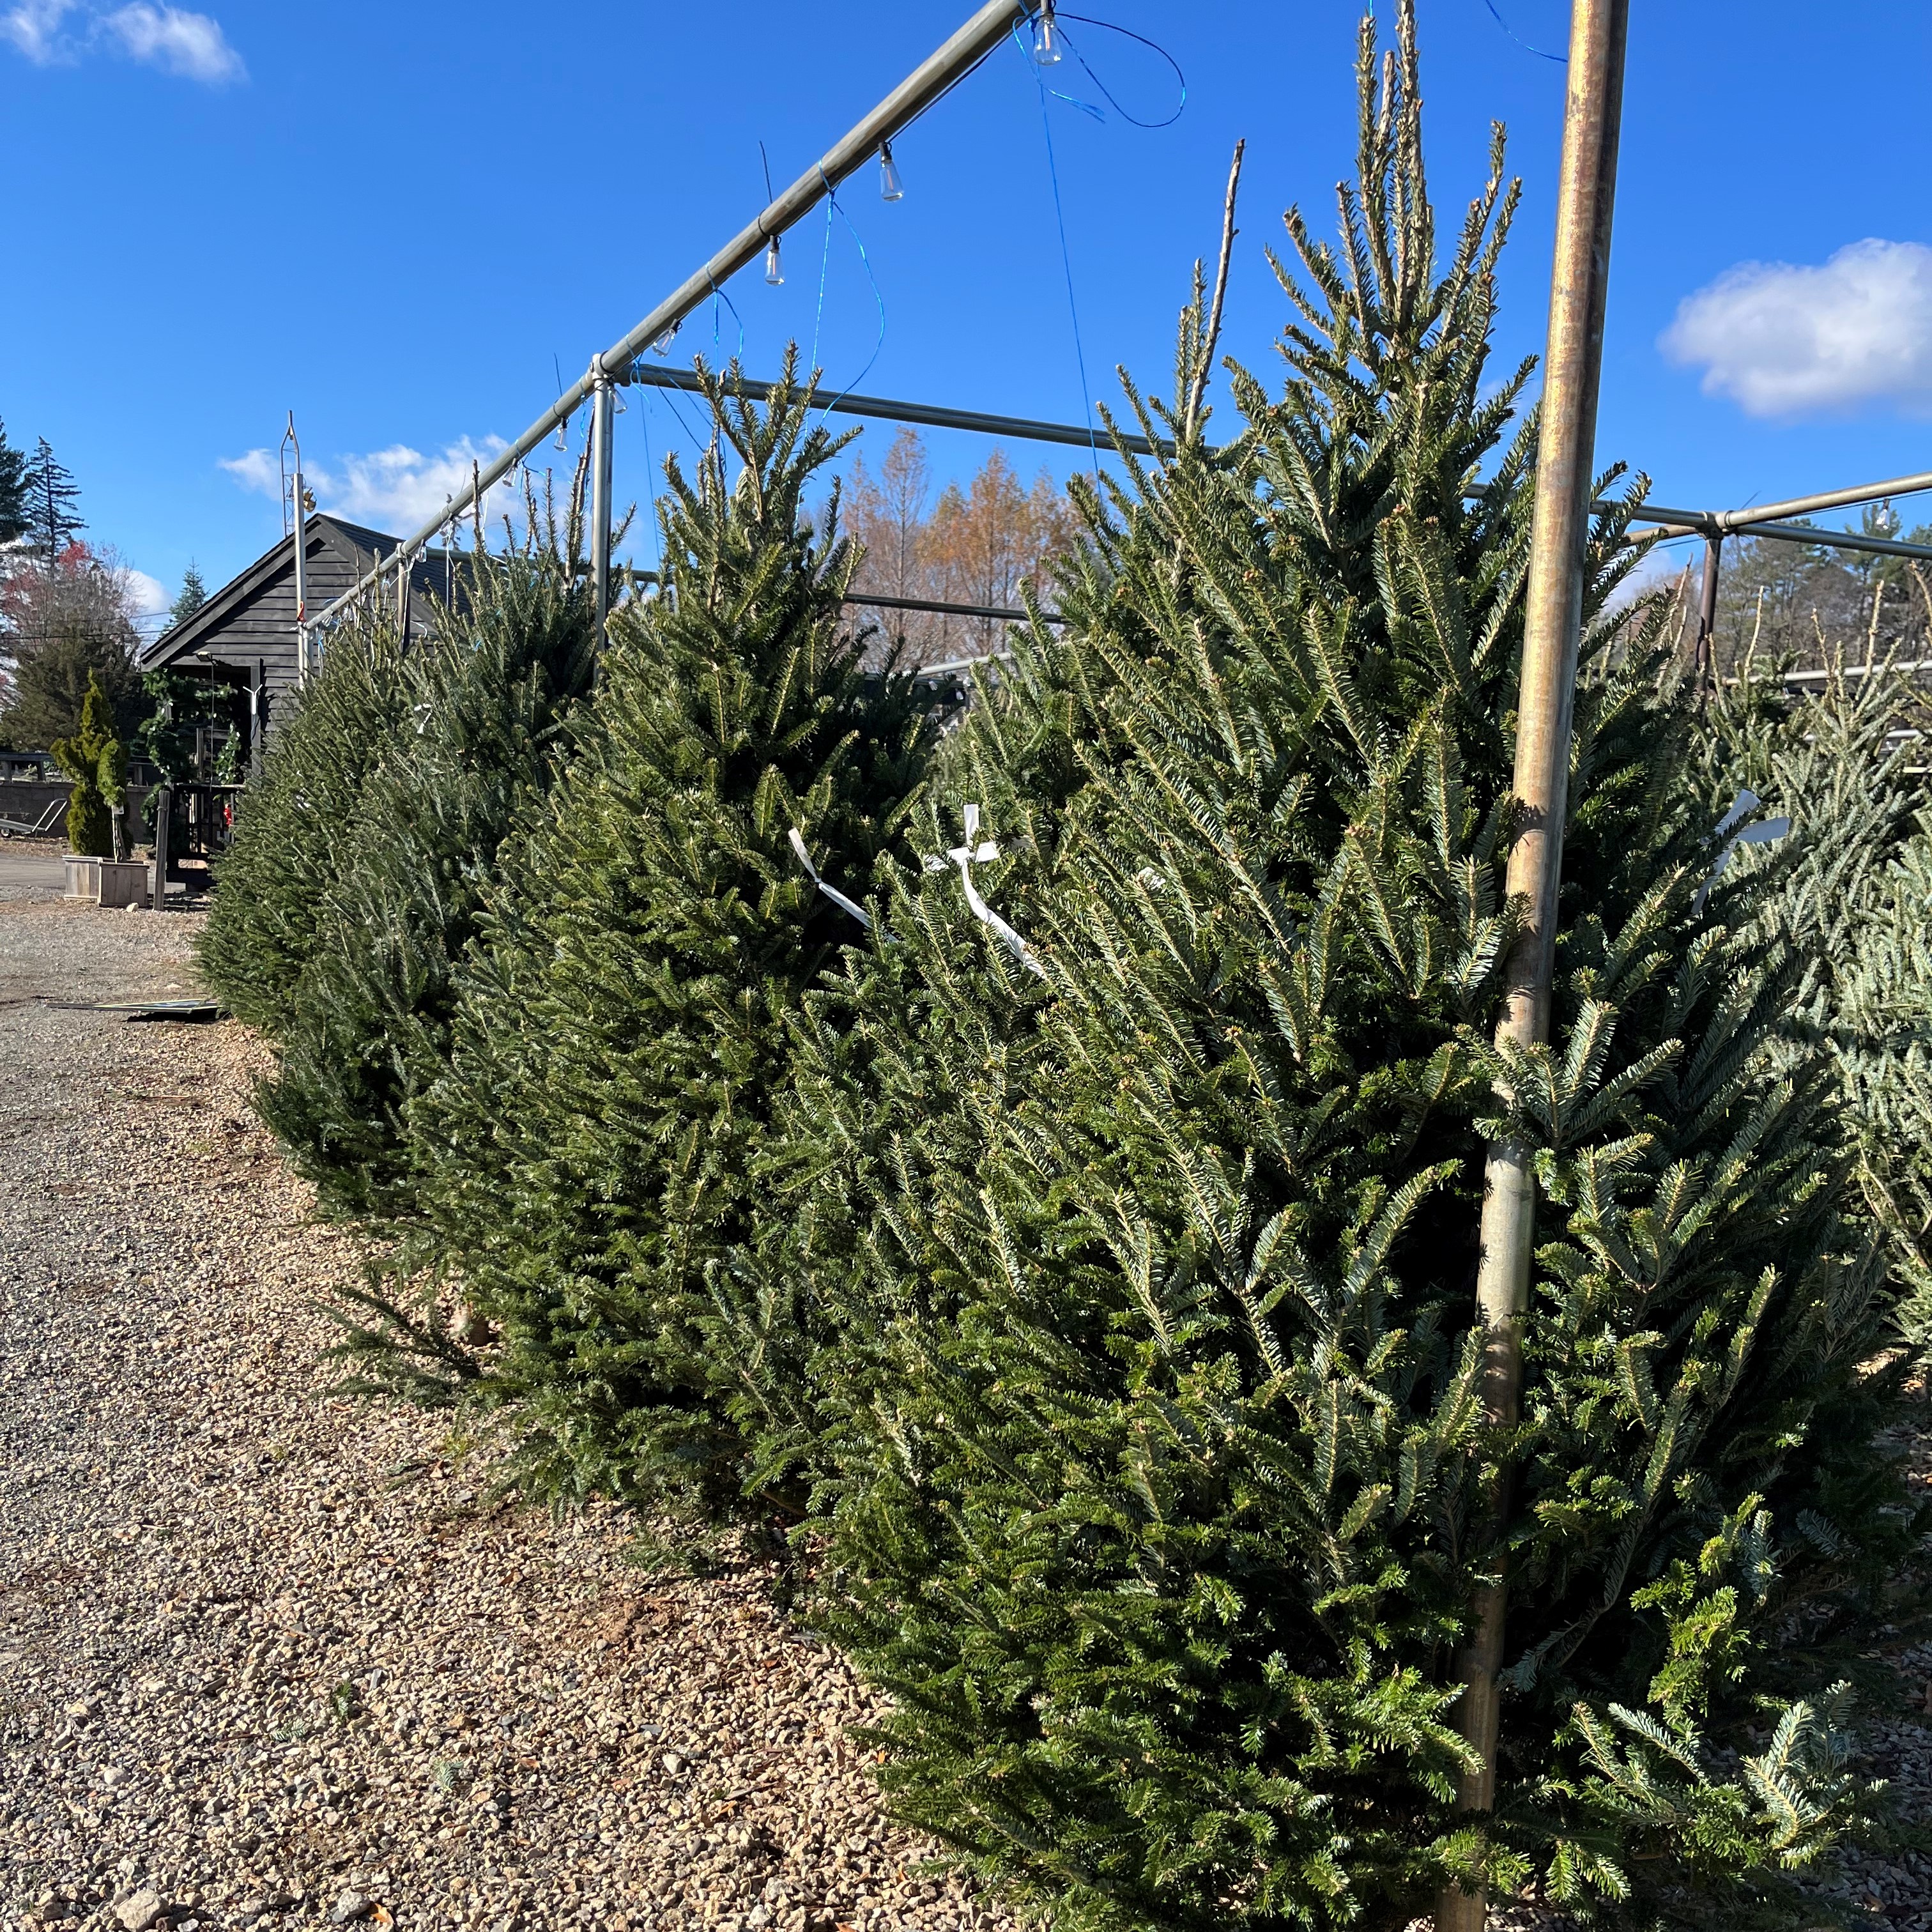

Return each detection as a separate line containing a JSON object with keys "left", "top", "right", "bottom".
{"left": 787, "top": 827, "right": 873, "bottom": 930}
{"left": 1693, "top": 788, "right": 1793, "bottom": 912}
{"left": 947, "top": 804, "right": 1047, "bottom": 979}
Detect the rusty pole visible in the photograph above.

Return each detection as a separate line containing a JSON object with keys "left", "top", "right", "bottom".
{"left": 1436, "top": 5, "right": 1629, "bottom": 1929}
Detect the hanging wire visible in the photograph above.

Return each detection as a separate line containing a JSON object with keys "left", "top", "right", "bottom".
{"left": 1481, "top": 0, "right": 1565, "bottom": 63}
{"left": 806, "top": 165, "right": 888, "bottom": 422}
{"left": 1053, "top": 13, "right": 1186, "bottom": 125}
{"left": 707, "top": 276, "right": 746, "bottom": 358}
{"left": 1011, "top": 12, "right": 1186, "bottom": 127}
{"left": 638, "top": 390, "right": 661, "bottom": 576}
{"left": 1025, "top": 46, "right": 1100, "bottom": 479}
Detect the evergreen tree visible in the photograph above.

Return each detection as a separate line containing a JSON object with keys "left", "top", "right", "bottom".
{"left": 169, "top": 564, "right": 208, "bottom": 629}
{"left": 26, "top": 437, "right": 84, "bottom": 565}
{"left": 256, "top": 527, "right": 599, "bottom": 1230}
{"left": 49, "top": 671, "right": 123, "bottom": 857}
{"left": 197, "top": 618, "right": 409, "bottom": 1038}
{"left": 775, "top": 11, "right": 1913, "bottom": 1926}
{"left": 332, "top": 361, "right": 940, "bottom": 1518}
{"left": 0, "top": 418, "right": 28, "bottom": 548}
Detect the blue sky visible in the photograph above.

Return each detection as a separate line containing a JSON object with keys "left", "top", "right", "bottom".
{"left": 6, "top": 0, "right": 1932, "bottom": 626}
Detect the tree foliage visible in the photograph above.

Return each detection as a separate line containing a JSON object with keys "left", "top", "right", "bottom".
{"left": 330, "top": 361, "right": 942, "bottom": 1518}
{"left": 764, "top": 12, "right": 1916, "bottom": 1927}
{"left": 49, "top": 670, "right": 124, "bottom": 857}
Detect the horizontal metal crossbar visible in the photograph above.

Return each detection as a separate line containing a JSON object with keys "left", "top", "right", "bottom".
{"left": 627, "top": 364, "right": 1166, "bottom": 461}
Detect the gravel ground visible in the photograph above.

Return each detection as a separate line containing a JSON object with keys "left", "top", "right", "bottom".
{"left": 5, "top": 900, "right": 1929, "bottom": 1932}
{"left": 1, "top": 901, "right": 1008, "bottom": 1932}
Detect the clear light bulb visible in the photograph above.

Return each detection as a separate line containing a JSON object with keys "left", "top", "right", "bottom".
{"left": 765, "top": 235, "right": 784, "bottom": 286}
{"left": 652, "top": 321, "right": 680, "bottom": 355}
{"left": 1032, "top": 4, "right": 1061, "bottom": 66}
{"left": 878, "top": 141, "right": 903, "bottom": 202}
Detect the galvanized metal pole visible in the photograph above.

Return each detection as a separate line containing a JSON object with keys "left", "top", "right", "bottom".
{"left": 309, "top": 0, "right": 1028, "bottom": 629}
{"left": 1437, "top": 6, "right": 1629, "bottom": 1929}
{"left": 1694, "top": 533, "right": 1722, "bottom": 691}
{"left": 292, "top": 468, "right": 309, "bottom": 688}
{"left": 590, "top": 376, "right": 615, "bottom": 636}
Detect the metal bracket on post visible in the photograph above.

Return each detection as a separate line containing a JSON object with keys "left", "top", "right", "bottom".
{"left": 590, "top": 369, "right": 615, "bottom": 648}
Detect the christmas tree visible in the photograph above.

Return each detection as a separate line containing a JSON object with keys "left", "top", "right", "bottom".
{"left": 332, "top": 359, "right": 940, "bottom": 1518}
{"left": 197, "top": 617, "right": 408, "bottom": 1038}
{"left": 772, "top": 10, "right": 1915, "bottom": 1926}
{"left": 256, "top": 518, "right": 599, "bottom": 1229}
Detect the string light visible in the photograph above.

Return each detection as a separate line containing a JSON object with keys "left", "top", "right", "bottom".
{"left": 651, "top": 321, "right": 680, "bottom": 355}
{"left": 1032, "top": 1, "right": 1061, "bottom": 67}
{"left": 765, "top": 233, "right": 785, "bottom": 285}
{"left": 878, "top": 139, "right": 903, "bottom": 201}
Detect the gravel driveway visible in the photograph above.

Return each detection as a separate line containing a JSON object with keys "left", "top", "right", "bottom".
{"left": 1, "top": 902, "right": 1005, "bottom": 1932}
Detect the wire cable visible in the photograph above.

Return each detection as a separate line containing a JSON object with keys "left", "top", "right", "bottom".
{"left": 1025, "top": 44, "right": 1100, "bottom": 479}
{"left": 1055, "top": 13, "right": 1186, "bottom": 126}
{"left": 1482, "top": 0, "right": 1564, "bottom": 63}
{"left": 808, "top": 165, "right": 888, "bottom": 424}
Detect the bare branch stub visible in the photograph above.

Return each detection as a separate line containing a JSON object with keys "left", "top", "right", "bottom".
{"left": 1184, "top": 139, "right": 1246, "bottom": 447}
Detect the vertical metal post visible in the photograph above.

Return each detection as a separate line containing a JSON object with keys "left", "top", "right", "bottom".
{"left": 590, "top": 374, "right": 615, "bottom": 638}
{"left": 1436, "top": 5, "right": 1629, "bottom": 1929}
{"left": 151, "top": 785, "right": 172, "bottom": 912}
{"left": 288, "top": 413, "right": 310, "bottom": 689}
{"left": 1694, "top": 532, "right": 1723, "bottom": 691}
{"left": 249, "top": 660, "right": 265, "bottom": 780}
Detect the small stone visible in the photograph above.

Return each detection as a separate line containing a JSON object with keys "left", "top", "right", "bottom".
{"left": 661, "top": 1751, "right": 684, "bottom": 1774}
{"left": 328, "top": 1894, "right": 372, "bottom": 1926}
{"left": 99, "top": 1763, "right": 127, "bottom": 1786}
{"left": 115, "top": 1891, "right": 167, "bottom": 1932}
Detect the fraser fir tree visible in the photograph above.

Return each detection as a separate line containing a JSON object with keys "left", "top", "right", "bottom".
{"left": 331, "top": 360, "right": 941, "bottom": 1516}
{"left": 257, "top": 524, "right": 599, "bottom": 1229}
{"left": 773, "top": 10, "right": 1914, "bottom": 1928}
{"left": 198, "top": 618, "right": 408, "bottom": 1038}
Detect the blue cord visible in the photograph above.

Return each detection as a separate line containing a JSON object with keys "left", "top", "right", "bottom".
{"left": 1027, "top": 53, "right": 1099, "bottom": 479}
{"left": 809, "top": 166, "right": 887, "bottom": 423}
{"left": 811, "top": 195, "right": 834, "bottom": 377}
{"left": 638, "top": 391, "right": 660, "bottom": 574}
{"left": 708, "top": 277, "right": 746, "bottom": 358}
{"left": 1482, "top": 0, "right": 1564, "bottom": 62}
{"left": 1055, "top": 13, "right": 1186, "bottom": 127}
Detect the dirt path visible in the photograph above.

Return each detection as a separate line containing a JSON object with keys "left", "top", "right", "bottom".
{"left": 0, "top": 901, "right": 1000, "bottom": 1932}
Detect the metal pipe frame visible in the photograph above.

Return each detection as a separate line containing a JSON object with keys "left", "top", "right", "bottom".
{"left": 590, "top": 378, "right": 615, "bottom": 636}
{"left": 844, "top": 588, "right": 1065, "bottom": 624}
{"left": 312, "top": 0, "right": 1031, "bottom": 629}
{"left": 1614, "top": 501, "right": 1932, "bottom": 562}
{"left": 627, "top": 364, "right": 1165, "bottom": 459}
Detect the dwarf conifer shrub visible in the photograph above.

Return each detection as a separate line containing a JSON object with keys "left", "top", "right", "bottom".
{"left": 777, "top": 12, "right": 1915, "bottom": 1927}
{"left": 334, "top": 364, "right": 940, "bottom": 1516}
{"left": 257, "top": 533, "right": 599, "bottom": 1229}
{"left": 199, "top": 619, "right": 408, "bottom": 1037}
{"left": 49, "top": 670, "right": 122, "bottom": 857}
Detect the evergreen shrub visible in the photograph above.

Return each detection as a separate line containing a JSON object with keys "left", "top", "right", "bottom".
{"left": 257, "top": 532, "right": 599, "bottom": 1229}
{"left": 49, "top": 670, "right": 122, "bottom": 857}
{"left": 772, "top": 12, "right": 1919, "bottom": 1927}
{"left": 334, "top": 364, "right": 941, "bottom": 1518}
{"left": 198, "top": 618, "right": 408, "bottom": 1038}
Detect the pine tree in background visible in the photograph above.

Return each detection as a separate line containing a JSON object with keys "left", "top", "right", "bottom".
{"left": 197, "top": 618, "right": 409, "bottom": 1037}
{"left": 25, "top": 438, "right": 84, "bottom": 566}
{"left": 256, "top": 525, "right": 599, "bottom": 1230}
{"left": 774, "top": 10, "right": 1913, "bottom": 1926}
{"left": 0, "top": 418, "right": 28, "bottom": 548}
{"left": 169, "top": 564, "right": 208, "bottom": 629}
{"left": 331, "top": 360, "right": 940, "bottom": 1518}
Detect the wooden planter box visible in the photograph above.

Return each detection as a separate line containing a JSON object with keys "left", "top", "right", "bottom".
{"left": 97, "top": 861, "right": 151, "bottom": 908}
{"left": 65, "top": 856, "right": 150, "bottom": 907}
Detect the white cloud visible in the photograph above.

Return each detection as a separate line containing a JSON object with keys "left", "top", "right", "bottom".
{"left": 220, "top": 436, "right": 525, "bottom": 539}
{"left": 1, "top": 0, "right": 241, "bottom": 80}
{"left": 2, "top": 0, "right": 75, "bottom": 61}
{"left": 1661, "top": 238, "right": 1932, "bottom": 418}
{"left": 124, "top": 567, "right": 172, "bottom": 618}
{"left": 218, "top": 447, "right": 279, "bottom": 495}
{"left": 102, "top": 3, "right": 241, "bottom": 81}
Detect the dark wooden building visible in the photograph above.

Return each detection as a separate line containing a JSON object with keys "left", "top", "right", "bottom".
{"left": 139, "top": 514, "right": 454, "bottom": 756}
